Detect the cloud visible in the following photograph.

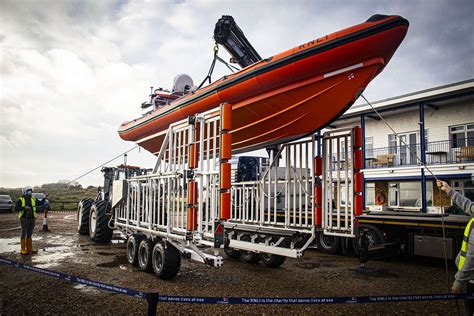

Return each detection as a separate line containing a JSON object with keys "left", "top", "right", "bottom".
{"left": 0, "top": 0, "right": 473, "bottom": 187}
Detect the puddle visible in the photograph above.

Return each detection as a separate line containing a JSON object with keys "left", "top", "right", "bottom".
{"left": 96, "top": 255, "right": 128, "bottom": 268}
{"left": 0, "top": 236, "right": 56, "bottom": 254}
{"left": 0, "top": 234, "right": 78, "bottom": 268}
{"left": 32, "top": 246, "right": 75, "bottom": 268}
{"left": 64, "top": 215, "right": 76, "bottom": 220}
{"left": 0, "top": 237, "right": 20, "bottom": 253}
{"left": 73, "top": 284, "right": 101, "bottom": 294}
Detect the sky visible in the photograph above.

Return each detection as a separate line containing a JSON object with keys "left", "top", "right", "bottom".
{"left": 1, "top": 0, "right": 473, "bottom": 188}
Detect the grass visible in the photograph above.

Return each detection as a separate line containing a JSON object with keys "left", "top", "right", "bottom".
{"left": 0, "top": 186, "right": 98, "bottom": 211}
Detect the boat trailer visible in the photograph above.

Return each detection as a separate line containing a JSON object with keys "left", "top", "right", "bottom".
{"left": 110, "top": 104, "right": 363, "bottom": 277}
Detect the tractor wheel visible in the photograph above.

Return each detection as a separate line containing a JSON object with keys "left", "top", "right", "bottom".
{"left": 77, "top": 198, "right": 93, "bottom": 235}
{"left": 316, "top": 232, "right": 340, "bottom": 254}
{"left": 138, "top": 239, "right": 155, "bottom": 272}
{"left": 260, "top": 253, "right": 286, "bottom": 268}
{"left": 152, "top": 242, "right": 181, "bottom": 280}
{"left": 89, "top": 201, "right": 113, "bottom": 243}
{"left": 127, "top": 234, "right": 145, "bottom": 266}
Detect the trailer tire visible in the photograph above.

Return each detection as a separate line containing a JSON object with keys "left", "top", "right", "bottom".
{"left": 224, "top": 246, "right": 241, "bottom": 260}
{"left": 316, "top": 232, "right": 340, "bottom": 254}
{"left": 239, "top": 235, "right": 260, "bottom": 264}
{"left": 260, "top": 253, "right": 286, "bottom": 268}
{"left": 127, "top": 234, "right": 145, "bottom": 266}
{"left": 89, "top": 201, "right": 113, "bottom": 243}
{"left": 352, "top": 224, "right": 385, "bottom": 256}
{"left": 152, "top": 242, "right": 181, "bottom": 280}
{"left": 138, "top": 239, "right": 154, "bottom": 272}
{"left": 77, "top": 198, "right": 93, "bottom": 235}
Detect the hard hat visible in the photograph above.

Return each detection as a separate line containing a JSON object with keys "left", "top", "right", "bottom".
{"left": 22, "top": 186, "right": 33, "bottom": 195}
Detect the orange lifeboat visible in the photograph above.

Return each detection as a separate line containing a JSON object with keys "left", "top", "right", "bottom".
{"left": 119, "top": 14, "right": 409, "bottom": 154}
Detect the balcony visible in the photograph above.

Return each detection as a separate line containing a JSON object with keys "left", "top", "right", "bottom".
{"left": 365, "top": 139, "right": 474, "bottom": 169}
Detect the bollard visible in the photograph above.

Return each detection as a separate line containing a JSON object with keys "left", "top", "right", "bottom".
{"left": 42, "top": 211, "right": 50, "bottom": 232}
{"left": 146, "top": 292, "right": 160, "bottom": 316}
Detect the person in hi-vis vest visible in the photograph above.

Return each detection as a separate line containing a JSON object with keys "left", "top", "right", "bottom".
{"left": 437, "top": 180, "right": 474, "bottom": 295}
{"left": 15, "top": 186, "right": 38, "bottom": 255}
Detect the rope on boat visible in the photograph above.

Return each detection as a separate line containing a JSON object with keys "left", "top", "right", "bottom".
{"left": 196, "top": 44, "right": 240, "bottom": 91}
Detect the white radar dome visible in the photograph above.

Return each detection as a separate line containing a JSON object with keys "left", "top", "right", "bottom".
{"left": 172, "top": 74, "right": 194, "bottom": 93}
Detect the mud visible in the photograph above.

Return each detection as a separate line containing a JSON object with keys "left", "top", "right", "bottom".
{"left": 0, "top": 211, "right": 466, "bottom": 315}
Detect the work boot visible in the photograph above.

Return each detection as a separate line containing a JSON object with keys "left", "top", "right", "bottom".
{"left": 20, "top": 239, "right": 28, "bottom": 255}
{"left": 26, "top": 238, "right": 37, "bottom": 254}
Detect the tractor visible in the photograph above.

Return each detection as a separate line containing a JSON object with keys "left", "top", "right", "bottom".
{"left": 77, "top": 165, "right": 149, "bottom": 243}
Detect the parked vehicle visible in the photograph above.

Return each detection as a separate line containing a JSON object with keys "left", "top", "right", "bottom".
{"left": 0, "top": 195, "right": 13, "bottom": 213}
{"left": 32, "top": 192, "right": 46, "bottom": 213}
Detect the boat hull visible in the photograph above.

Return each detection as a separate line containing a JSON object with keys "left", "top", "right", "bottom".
{"left": 119, "top": 15, "right": 408, "bottom": 154}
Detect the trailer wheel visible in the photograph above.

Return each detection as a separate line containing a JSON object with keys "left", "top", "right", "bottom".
{"left": 89, "top": 201, "right": 113, "bottom": 243}
{"left": 224, "top": 246, "right": 241, "bottom": 260}
{"left": 138, "top": 239, "right": 154, "bottom": 272}
{"left": 152, "top": 242, "right": 181, "bottom": 280}
{"left": 260, "top": 253, "right": 286, "bottom": 268}
{"left": 316, "top": 232, "right": 340, "bottom": 254}
{"left": 127, "top": 234, "right": 145, "bottom": 266}
{"left": 77, "top": 198, "right": 93, "bottom": 235}
{"left": 352, "top": 224, "right": 385, "bottom": 255}
{"left": 240, "top": 235, "right": 260, "bottom": 264}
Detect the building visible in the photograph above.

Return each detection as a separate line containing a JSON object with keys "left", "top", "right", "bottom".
{"left": 332, "top": 79, "right": 474, "bottom": 213}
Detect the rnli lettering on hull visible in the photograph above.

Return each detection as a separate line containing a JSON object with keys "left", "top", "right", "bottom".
{"left": 299, "top": 36, "right": 329, "bottom": 50}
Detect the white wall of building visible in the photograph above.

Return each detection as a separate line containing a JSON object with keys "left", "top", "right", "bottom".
{"left": 337, "top": 98, "right": 473, "bottom": 148}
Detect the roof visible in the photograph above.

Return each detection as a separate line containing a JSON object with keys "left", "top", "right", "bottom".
{"left": 342, "top": 79, "right": 474, "bottom": 119}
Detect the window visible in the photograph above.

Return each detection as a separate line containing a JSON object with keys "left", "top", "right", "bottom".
{"left": 451, "top": 180, "right": 474, "bottom": 202}
{"left": 388, "top": 181, "right": 433, "bottom": 208}
{"left": 366, "top": 182, "right": 375, "bottom": 206}
{"left": 389, "top": 183, "right": 398, "bottom": 207}
{"left": 388, "top": 135, "right": 397, "bottom": 154}
{"left": 450, "top": 123, "right": 474, "bottom": 148}
{"left": 365, "top": 137, "right": 374, "bottom": 158}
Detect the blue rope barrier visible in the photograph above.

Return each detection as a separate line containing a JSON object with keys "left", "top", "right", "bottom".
{"left": 1, "top": 256, "right": 472, "bottom": 310}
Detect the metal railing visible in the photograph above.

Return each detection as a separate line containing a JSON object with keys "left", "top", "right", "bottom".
{"left": 364, "top": 138, "right": 474, "bottom": 169}
{"left": 114, "top": 113, "right": 222, "bottom": 246}
{"left": 229, "top": 139, "right": 315, "bottom": 232}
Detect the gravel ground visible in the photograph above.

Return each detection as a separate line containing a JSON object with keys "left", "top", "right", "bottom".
{"left": 0, "top": 211, "right": 466, "bottom": 315}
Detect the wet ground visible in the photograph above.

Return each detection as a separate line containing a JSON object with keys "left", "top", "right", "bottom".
{"left": 0, "top": 211, "right": 466, "bottom": 315}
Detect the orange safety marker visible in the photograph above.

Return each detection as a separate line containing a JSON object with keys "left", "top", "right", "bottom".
{"left": 187, "top": 180, "right": 198, "bottom": 231}
{"left": 219, "top": 102, "right": 232, "bottom": 221}
{"left": 220, "top": 102, "right": 232, "bottom": 131}
{"left": 314, "top": 186, "right": 322, "bottom": 226}
{"left": 353, "top": 149, "right": 363, "bottom": 170}
{"left": 353, "top": 126, "right": 363, "bottom": 148}
{"left": 314, "top": 156, "right": 322, "bottom": 176}
{"left": 220, "top": 192, "right": 231, "bottom": 220}
{"left": 189, "top": 143, "right": 198, "bottom": 169}
{"left": 354, "top": 194, "right": 363, "bottom": 216}
{"left": 354, "top": 172, "right": 363, "bottom": 193}
{"left": 220, "top": 163, "right": 231, "bottom": 190}
{"left": 220, "top": 133, "right": 232, "bottom": 160}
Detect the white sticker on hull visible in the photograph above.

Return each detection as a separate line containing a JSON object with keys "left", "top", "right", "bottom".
{"left": 323, "top": 63, "right": 364, "bottom": 79}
